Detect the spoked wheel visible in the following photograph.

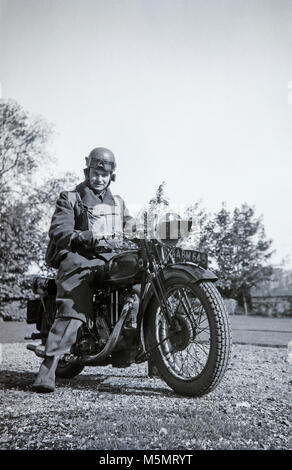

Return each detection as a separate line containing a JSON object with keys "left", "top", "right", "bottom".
{"left": 55, "top": 354, "right": 84, "bottom": 379}
{"left": 145, "top": 275, "right": 231, "bottom": 397}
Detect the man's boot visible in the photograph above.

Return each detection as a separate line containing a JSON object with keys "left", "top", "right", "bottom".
{"left": 31, "top": 318, "right": 82, "bottom": 393}
{"left": 31, "top": 356, "right": 59, "bottom": 393}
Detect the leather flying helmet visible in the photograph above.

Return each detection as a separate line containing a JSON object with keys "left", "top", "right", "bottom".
{"left": 85, "top": 147, "right": 116, "bottom": 181}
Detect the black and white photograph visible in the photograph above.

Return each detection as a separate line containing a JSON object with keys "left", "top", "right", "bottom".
{"left": 0, "top": 0, "right": 291, "bottom": 457}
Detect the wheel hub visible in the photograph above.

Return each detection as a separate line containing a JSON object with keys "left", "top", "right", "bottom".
{"left": 168, "top": 314, "right": 194, "bottom": 351}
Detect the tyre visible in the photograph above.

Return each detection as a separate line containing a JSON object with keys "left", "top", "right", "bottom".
{"left": 55, "top": 354, "right": 84, "bottom": 379}
{"left": 145, "top": 274, "right": 232, "bottom": 397}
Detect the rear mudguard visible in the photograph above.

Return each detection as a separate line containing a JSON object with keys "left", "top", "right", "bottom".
{"left": 137, "top": 262, "right": 218, "bottom": 356}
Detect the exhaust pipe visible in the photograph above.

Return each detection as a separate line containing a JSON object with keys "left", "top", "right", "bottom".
{"left": 79, "top": 298, "right": 133, "bottom": 366}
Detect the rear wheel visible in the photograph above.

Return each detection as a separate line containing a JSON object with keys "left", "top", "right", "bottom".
{"left": 55, "top": 355, "right": 84, "bottom": 379}
{"left": 145, "top": 275, "right": 231, "bottom": 397}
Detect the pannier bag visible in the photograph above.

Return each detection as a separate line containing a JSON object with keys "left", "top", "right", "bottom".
{"left": 26, "top": 299, "right": 44, "bottom": 330}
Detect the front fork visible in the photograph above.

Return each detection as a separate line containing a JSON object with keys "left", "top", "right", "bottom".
{"left": 136, "top": 242, "right": 177, "bottom": 364}
{"left": 142, "top": 239, "right": 174, "bottom": 324}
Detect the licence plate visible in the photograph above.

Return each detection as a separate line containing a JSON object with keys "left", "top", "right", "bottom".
{"left": 173, "top": 248, "right": 208, "bottom": 268}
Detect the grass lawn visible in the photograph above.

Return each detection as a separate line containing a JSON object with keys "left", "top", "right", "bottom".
{"left": 1, "top": 315, "right": 292, "bottom": 348}
{"left": 230, "top": 315, "right": 292, "bottom": 347}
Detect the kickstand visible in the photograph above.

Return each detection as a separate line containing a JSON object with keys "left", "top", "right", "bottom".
{"left": 147, "top": 358, "right": 160, "bottom": 378}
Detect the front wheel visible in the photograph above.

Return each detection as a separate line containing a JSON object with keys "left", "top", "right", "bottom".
{"left": 145, "top": 276, "right": 231, "bottom": 397}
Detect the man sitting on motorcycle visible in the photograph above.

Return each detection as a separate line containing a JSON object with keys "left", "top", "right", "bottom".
{"left": 32, "top": 147, "right": 135, "bottom": 393}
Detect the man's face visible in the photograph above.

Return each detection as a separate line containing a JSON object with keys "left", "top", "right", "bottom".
{"left": 88, "top": 167, "right": 111, "bottom": 193}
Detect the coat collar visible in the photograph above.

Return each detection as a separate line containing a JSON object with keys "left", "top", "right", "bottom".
{"left": 75, "top": 181, "right": 115, "bottom": 207}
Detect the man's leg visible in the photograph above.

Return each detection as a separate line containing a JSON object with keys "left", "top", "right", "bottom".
{"left": 32, "top": 252, "right": 105, "bottom": 393}
{"left": 54, "top": 252, "right": 104, "bottom": 323}
{"left": 31, "top": 318, "right": 82, "bottom": 392}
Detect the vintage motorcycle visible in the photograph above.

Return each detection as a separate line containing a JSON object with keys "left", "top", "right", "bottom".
{"left": 26, "top": 214, "right": 231, "bottom": 397}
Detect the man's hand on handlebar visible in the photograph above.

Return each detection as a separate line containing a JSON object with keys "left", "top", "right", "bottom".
{"left": 70, "top": 231, "right": 139, "bottom": 255}
{"left": 96, "top": 238, "right": 138, "bottom": 252}
{"left": 70, "top": 230, "right": 99, "bottom": 252}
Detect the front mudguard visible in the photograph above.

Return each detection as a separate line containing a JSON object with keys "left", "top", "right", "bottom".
{"left": 164, "top": 263, "right": 218, "bottom": 283}
{"left": 137, "top": 262, "right": 218, "bottom": 357}
{"left": 142, "top": 262, "right": 217, "bottom": 313}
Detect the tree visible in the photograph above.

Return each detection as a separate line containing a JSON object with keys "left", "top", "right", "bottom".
{"left": 0, "top": 99, "right": 52, "bottom": 192}
{"left": 204, "top": 202, "right": 274, "bottom": 314}
{"left": 179, "top": 200, "right": 210, "bottom": 252}
{"left": 149, "top": 181, "right": 169, "bottom": 207}
{"left": 139, "top": 183, "right": 209, "bottom": 247}
{"left": 0, "top": 99, "right": 77, "bottom": 301}
{"left": 251, "top": 267, "right": 292, "bottom": 296}
{"left": 134, "top": 181, "right": 170, "bottom": 239}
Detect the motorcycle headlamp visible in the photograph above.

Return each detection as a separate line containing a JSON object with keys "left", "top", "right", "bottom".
{"left": 154, "top": 213, "right": 193, "bottom": 247}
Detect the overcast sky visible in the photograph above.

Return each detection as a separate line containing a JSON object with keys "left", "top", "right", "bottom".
{"left": 1, "top": 0, "right": 292, "bottom": 266}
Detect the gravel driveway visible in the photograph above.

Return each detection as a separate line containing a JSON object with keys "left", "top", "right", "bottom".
{"left": 0, "top": 340, "right": 291, "bottom": 450}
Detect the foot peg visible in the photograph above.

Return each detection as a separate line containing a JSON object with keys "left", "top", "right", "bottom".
{"left": 26, "top": 344, "right": 46, "bottom": 358}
